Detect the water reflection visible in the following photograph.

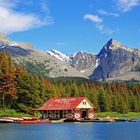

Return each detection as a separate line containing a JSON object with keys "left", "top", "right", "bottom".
{"left": 0, "top": 121, "right": 140, "bottom": 140}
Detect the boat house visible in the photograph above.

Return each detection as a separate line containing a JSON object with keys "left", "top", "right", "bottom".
{"left": 36, "top": 97, "right": 95, "bottom": 120}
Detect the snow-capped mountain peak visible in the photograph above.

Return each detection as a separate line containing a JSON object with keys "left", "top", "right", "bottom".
{"left": 47, "top": 49, "right": 70, "bottom": 62}
{"left": 70, "top": 51, "right": 84, "bottom": 58}
{"left": 0, "top": 42, "right": 6, "bottom": 49}
{"left": 0, "top": 33, "right": 32, "bottom": 50}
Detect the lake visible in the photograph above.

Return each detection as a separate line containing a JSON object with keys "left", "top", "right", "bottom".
{"left": 0, "top": 120, "right": 140, "bottom": 140}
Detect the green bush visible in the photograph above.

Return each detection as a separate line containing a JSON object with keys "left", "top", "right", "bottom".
{"left": 96, "top": 112, "right": 140, "bottom": 118}
{"left": 0, "top": 108, "right": 30, "bottom": 117}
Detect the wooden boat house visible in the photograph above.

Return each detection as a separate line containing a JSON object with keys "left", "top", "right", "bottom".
{"left": 36, "top": 97, "right": 95, "bottom": 120}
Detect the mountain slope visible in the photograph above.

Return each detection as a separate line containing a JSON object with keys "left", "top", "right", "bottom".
{"left": 69, "top": 51, "right": 97, "bottom": 76}
{"left": 47, "top": 50, "right": 97, "bottom": 76}
{"left": 47, "top": 39, "right": 140, "bottom": 81}
{"left": 90, "top": 39, "right": 140, "bottom": 81}
{"left": 0, "top": 33, "right": 140, "bottom": 81}
{"left": 47, "top": 49, "right": 70, "bottom": 62}
{"left": 0, "top": 33, "right": 87, "bottom": 78}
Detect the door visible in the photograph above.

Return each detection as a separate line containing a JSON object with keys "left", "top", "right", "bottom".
{"left": 82, "top": 110, "right": 87, "bottom": 119}
{"left": 59, "top": 110, "right": 63, "bottom": 118}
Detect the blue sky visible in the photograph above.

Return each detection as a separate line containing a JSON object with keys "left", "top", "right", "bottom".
{"left": 0, "top": 0, "right": 140, "bottom": 54}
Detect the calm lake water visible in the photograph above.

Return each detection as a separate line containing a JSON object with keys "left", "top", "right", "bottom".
{"left": 0, "top": 120, "right": 140, "bottom": 140}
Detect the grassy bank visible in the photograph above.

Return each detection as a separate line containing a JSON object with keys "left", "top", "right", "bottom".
{"left": 0, "top": 108, "right": 30, "bottom": 117}
{"left": 0, "top": 109, "right": 140, "bottom": 118}
{"left": 96, "top": 112, "right": 140, "bottom": 118}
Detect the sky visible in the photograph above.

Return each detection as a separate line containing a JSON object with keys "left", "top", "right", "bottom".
{"left": 0, "top": 0, "right": 140, "bottom": 54}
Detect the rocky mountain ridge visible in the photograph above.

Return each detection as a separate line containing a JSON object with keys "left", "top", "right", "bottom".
{"left": 47, "top": 38, "right": 140, "bottom": 81}
{"left": 0, "top": 33, "right": 140, "bottom": 81}
{"left": 0, "top": 33, "right": 87, "bottom": 78}
{"left": 92, "top": 39, "right": 140, "bottom": 81}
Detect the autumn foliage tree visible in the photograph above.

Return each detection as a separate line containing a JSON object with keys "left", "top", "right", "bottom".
{"left": 0, "top": 51, "right": 140, "bottom": 114}
{"left": 0, "top": 52, "right": 16, "bottom": 107}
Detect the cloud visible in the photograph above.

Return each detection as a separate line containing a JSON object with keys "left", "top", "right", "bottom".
{"left": 0, "top": 0, "right": 53, "bottom": 34}
{"left": 116, "top": 0, "right": 140, "bottom": 12}
{"left": 84, "top": 14, "right": 102, "bottom": 23}
{"left": 97, "top": 9, "right": 120, "bottom": 17}
{"left": 96, "top": 24, "right": 115, "bottom": 34}
{"left": 0, "top": 0, "right": 16, "bottom": 8}
{"left": 84, "top": 14, "right": 115, "bottom": 34}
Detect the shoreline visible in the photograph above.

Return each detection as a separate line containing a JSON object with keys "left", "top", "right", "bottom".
{"left": 1, "top": 109, "right": 140, "bottom": 118}
{"left": 96, "top": 112, "right": 140, "bottom": 118}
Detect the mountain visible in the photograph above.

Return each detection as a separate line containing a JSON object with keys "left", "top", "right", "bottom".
{"left": 0, "top": 33, "right": 140, "bottom": 81}
{"left": 69, "top": 52, "right": 97, "bottom": 76}
{"left": 47, "top": 50, "right": 97, "bottom": 76}
{"left": 0, "top": 33, "right": 87, "bottom": 79}
{"left": 47, "top": 49, "right": 70, "bottom": 62}
{"left": 91, "top": 39, "right": 140, "bottom": 81}
{"left": 48, "top": 39, "right": 140, "bottom": 81}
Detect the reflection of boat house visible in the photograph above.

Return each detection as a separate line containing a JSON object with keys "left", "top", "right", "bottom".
{"left": 36, "top": 97, "right": 95, "bottom": 119}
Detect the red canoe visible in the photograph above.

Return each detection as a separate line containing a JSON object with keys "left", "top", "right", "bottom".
{"left": 19, "top": 120, "right": 52, "bottom": 124}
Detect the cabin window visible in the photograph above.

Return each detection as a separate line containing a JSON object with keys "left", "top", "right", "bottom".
{"left": 50, "top": 110, "right": 55, "bottom": 114}
{"left": 75, "top": 110, "right": 80, "bottom": 113}
{"left": 83, "top": 101, "right": 86, "bottom": 105}
{"left": 55, "top": 110, "right": 59, "bottom": 113}
{"left": 66, "top": 110, "right": 71, "bottom": 113}
{"left": 89, "top": 110, "right": 93, "bottom": 113}
{"left": 63, "top": 110, "right": 67, "bottom": 114}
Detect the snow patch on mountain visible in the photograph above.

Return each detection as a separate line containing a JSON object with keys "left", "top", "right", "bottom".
{"left": 94, "top": 58, "right": 100, "bottom": 68}
{"left": 0, "top": 44, "right": 6, "bottom": 49}
{"left": 80, "top": 70, "right": 86, "bottom": 73}
{"left": 9, "top": 42, "right": 19, "bottom": 47}
{"left": 47, "top": 50, "right": 70, "bottom": 62}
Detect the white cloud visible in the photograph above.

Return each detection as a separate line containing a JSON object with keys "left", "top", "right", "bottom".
{"left": 97, "top": 9, "right": 120, "bottom": 17}
{"left": 0, "top": 0, "right": 53, "bottom": 34}
{"left": 84, "top": 14, "right": 115, "bottom": 34}
{"left": 84, "top": 14, "right": 102, "bottom": 23}
{"left": 96, "top": 24, "right": 115, "bottom": 34}
{"left": 117, "top": 0, "right": 140, "bottom": 12}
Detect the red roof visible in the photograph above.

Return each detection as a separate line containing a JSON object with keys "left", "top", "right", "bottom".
{"left": 36, "top": 97, "right": 86, "bottom": 110}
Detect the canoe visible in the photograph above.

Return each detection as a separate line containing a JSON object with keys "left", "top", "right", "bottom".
{"left": 19, "top": 120, "right": 52, "bottom": 124}
{"left": 0, "top": 117, "right": 43, "bottom": 124}
{"left": 0, "top": 118, "right": 14, "bottom": 123}
{"left": 21, "top": 117, "right": 38, "bottom": 121}
{"left": 51, "top": 118, "right": 66, "bottom": 123}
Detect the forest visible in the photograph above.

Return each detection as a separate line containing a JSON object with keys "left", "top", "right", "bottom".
{"left": 0, "top": 52, "right": 140, "bottom": 115}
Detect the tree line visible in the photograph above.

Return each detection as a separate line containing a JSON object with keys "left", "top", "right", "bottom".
{"left": 0, "top": 52, "right": 140, "bottom": 114}
{"left": 51, "top": 81, "right": 140, "bottom": 113}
